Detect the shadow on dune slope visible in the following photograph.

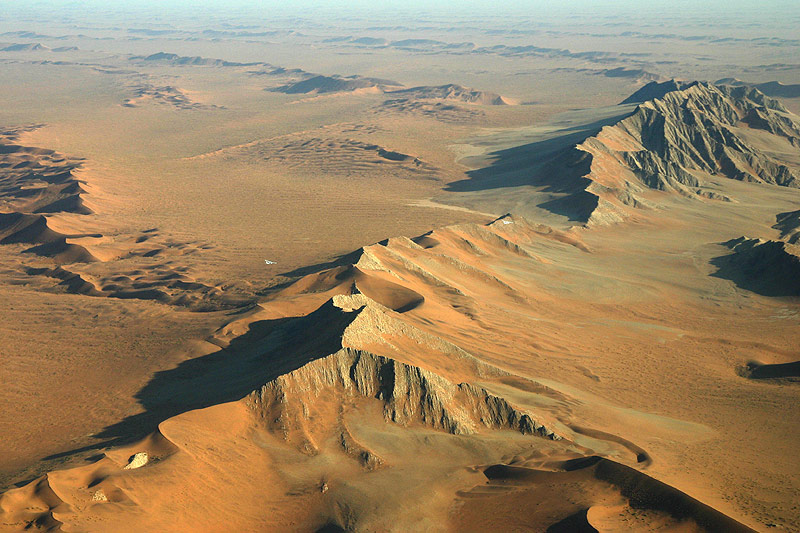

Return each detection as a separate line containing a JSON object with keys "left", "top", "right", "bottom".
{"left": 43, "top": 303, "right": 361, "bottom": 461}
{"left": 473, "top": 458, "right": 756, "bottom": 533}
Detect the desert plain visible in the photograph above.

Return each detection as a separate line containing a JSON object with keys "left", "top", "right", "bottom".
{"left": 0, "top": 1, "right": 799, "bottom": 531}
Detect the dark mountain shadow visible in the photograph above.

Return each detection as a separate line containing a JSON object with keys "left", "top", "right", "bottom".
{"left": 445, "top": 113, "right": 629, "bottom": 194}
{"left": 43, "top": 300, "right": 359, "bottom": 461}
{"left": 709, "top": 239, "right": 800, "bottom": 297}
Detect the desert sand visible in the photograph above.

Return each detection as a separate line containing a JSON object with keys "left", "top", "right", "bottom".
{"left": 0, "top": 2, "right": 798, "bottom": 532}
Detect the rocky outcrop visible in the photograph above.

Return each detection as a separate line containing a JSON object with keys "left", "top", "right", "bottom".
{"left": 247, "top": 294, "right": 559, "bottom": 452}
{"left": 620, "top": 80, "right": 697, "bottom": 104}
{"left": 133, "top": 51, "right": 260, "bottom": 67}
{"left": 249, "top": 347, "right": 557, "bottom": 439}
{"left": 716, "top": 78, "right": 800, "bottom": 99}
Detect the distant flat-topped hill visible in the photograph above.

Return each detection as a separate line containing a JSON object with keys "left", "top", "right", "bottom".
{"left": 387, "top": 84, "right": 516, "bottom": 105}
{"left": 716, "top": 78, "right": 800, "bottom": 99}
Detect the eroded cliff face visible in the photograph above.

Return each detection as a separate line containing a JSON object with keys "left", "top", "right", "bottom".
{"left": 247, "top": 293, "right": 559, "bottom": 457}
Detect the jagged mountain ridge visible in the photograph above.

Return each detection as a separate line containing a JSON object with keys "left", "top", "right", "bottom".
{"left": 547, "top": 82, "right": 800, "bottom": 224}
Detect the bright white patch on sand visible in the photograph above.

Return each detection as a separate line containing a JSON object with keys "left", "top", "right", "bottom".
{"left": 123, "top": 452, "right": 149, "bottom": 470}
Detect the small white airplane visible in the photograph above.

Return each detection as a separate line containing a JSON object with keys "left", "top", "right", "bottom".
{"left": 264, "top": 259, "right": 276, "bottom": 264}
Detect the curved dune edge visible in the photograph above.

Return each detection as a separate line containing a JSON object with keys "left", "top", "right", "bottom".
{"left": 458, "top": 458, "right": 756, "bottom": 532}
{"left": 0, "top": 127, "right": 257, "bottom": 310}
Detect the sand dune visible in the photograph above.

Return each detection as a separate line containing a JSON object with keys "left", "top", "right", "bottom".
{"left": 122, "top": 83, "right": 220, "bottom": 110}
{"left": 0, "top": 9, "right": 798, "bottom": 532}
{"left": 378, "top": 98, "right": 486, "bottom": 123}
{"left": 0, "top": 137, "right": 91, "bottom": 215}
{"left": 1, "top": 210, "right": 782, "bottom": 531}
{"left": 0, "top": 130, "right": 100, "bottom": 265}
{"left": 189, "top": 131, "right": 439, "bottom": 182}
{"left": 0, "top": 128, "right": 251, "bottom": 308}
{"left": 458, "top": 457, "right": 755, "bottom": 532}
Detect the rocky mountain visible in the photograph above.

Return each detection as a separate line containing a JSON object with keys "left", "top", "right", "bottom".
{"left": 549, "top": 82, "right": 800, "bottom": 224}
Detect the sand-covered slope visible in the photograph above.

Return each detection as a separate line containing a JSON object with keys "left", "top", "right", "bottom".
{"left": 3, "top": 212, "right": 786, "bottom": 532}
{"left": 0, "top": 127, "right": 252, "bottom": 309}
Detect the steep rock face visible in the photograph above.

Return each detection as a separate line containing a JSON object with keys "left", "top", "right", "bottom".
{"left": 249, "top": 346, "right": 557, "bottom": 439}
{"left": 247, "top": 294, "right": 559, "bottom": 450}
{"left": 556, "top": 82, "right": 800, "bottom": 224}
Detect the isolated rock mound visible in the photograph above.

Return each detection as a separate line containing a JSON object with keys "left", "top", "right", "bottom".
{"left": 774, "top": 210, "right": 800, "bottom": 244}
{"left": 599, "top": 67, "right": 663, "bottom": 82}
{"left": 134, "top": 51, "right": 258, "bottom": 67}
{"left": 712, "top": 237, "right": 800, "bottom": 296}
{"left": 1, "top": 43, "right": 48, "bottom": 52}
{"left": 388, "top": 83, "right": 514, "bottom": 105}
{"left": 273, "top": 74, "right": 401, "bottom": 94}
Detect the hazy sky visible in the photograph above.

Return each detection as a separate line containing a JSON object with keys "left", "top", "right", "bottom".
{"left": 6, "top": 0, "right": 800, "bottom": 16}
